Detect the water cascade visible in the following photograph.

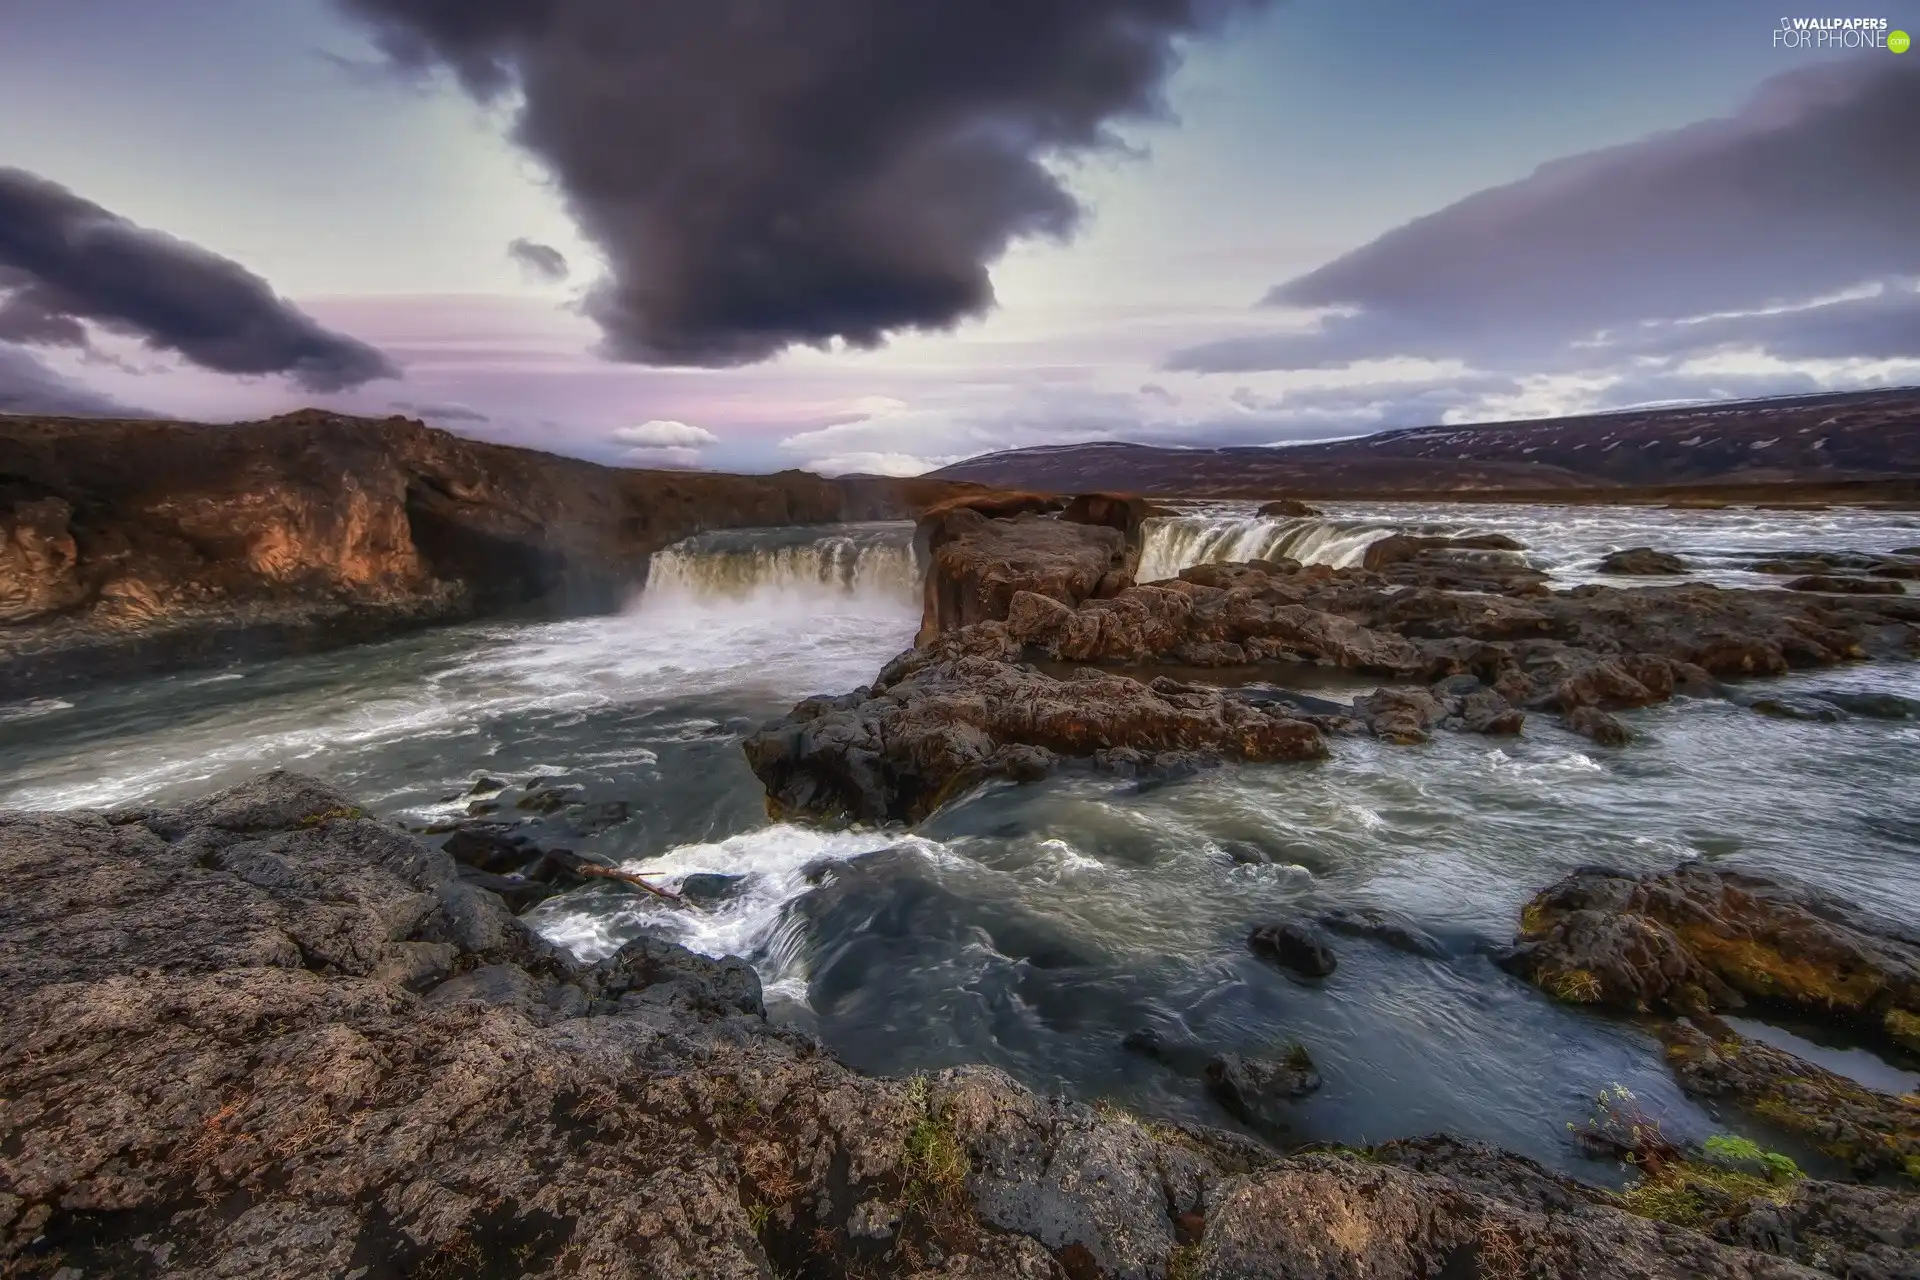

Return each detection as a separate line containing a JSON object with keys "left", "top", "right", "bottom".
{"left": 1134, "top": 514, "right": 1403, "bottom": 581}
{"left": 642, "top": 523, "right": 921, "bottom": 607}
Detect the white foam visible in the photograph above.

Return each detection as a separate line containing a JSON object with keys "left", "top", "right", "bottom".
{"left": 533, "top": 825, "right": 951, "bottom": 1002}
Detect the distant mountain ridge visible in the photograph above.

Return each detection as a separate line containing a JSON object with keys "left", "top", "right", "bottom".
{"left": 926, "top": 387, "right": 1920, "bottom": 496}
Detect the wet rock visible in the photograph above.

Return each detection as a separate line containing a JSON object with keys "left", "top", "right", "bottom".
{"left": 1601, "top": 547, "right": 1691, "bottom": 575}
{"left": 1247, "top": 921, "right": 1338, "bottom": 979}
{"left": 1361, "top": 532, "right": 1526, "bottom": 571}
{"left": 678, "top": 872, "right": 748, "bottom": 907}
{"left": 1204, "top": 1049, "right": 1322, "bottom": 1134}
{"left": 1353, "top": 687, "right": 1448, "bottom": 744}
{"left": 1748, "top": 697, "right": 1844, "bottom": 723}
{"left": 442, "top": 824, "right": 534, "bottom": 873}
{"left": 1785, "top": 575, "right": 1905, "bottom": 596}
{"left": 1817, "top": 690, "right": 1916, "bottom": 719}
{"left": 1257, "top": 499, "right": 1322, "bottom": 519}
{"left": 455, "top": 865, "right": 554, "bottom": 914}
{"left": 1318, "top": 908, "right": 1450, "bottom": 959}
{"left": 1502, "top": 864, "right": 1920, "bottom": 1045}
{"left": 1659, "top": 1020, "right": 1920, "bottom": 1180}
{"left": 1058, "top": 492, "right": 1173, "bottom": 539}
{"left": 516, "top": 784, "right": 582, "bottom": 813}
{"left": 1566, "top": 705, "right": 1633, "bottom": 745}
{"left": 1869, "top": 562, "right": 1920, "bottom": 580}
{"left": 1449, "top": 687, "right": 1526, "bottom": 734}
{"left": 0, "top": 496, "right": 88, "bottom": 624}
{"left": 467, "top": 775, "right": 507, "bottom": 795}
{"left": 745, "top": 656, "right": 1327, "bottom": 824}
{"left": 466, "top": 797, "right": 501, "bottom": 815}
{"left": 562, "top": 799, "right": 631, "bottom": 833}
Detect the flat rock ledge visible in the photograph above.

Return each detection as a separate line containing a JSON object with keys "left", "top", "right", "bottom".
{"left": 746, "top": 519, "right": 1917, "bottom": 824}
{"left": 5, "top": 772, "right": 1904, "bottom": 1279}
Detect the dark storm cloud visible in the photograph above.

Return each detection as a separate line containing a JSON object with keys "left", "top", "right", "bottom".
{"left": 506, "top": 237, "right": 569, "bottom": 282}
{"left": 0, "top": 344, "right": 151, "bottom": 417}
{"left": 0, "top": 167, "right": 399, "bottom": 391}
{"left": 1170, "top": 59, "right": 1920, "bottom": 374}
{"left": 335, "top": 0, "right": 1267, "bottom": 366}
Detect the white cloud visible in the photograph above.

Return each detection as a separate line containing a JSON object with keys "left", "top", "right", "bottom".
{"left": 612, "top": 419, "right": 718, "bottom": 448}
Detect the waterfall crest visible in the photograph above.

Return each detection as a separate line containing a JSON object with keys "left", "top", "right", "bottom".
{"left": 1134, "top": 515, "right": 1399, "bottom": 582}
{"left": 643, "top": 523, "right": 920, "bottom": 606}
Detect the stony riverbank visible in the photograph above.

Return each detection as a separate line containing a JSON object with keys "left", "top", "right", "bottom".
{"left": 4, "top": 771, "right": 1917, "bottom": 1279}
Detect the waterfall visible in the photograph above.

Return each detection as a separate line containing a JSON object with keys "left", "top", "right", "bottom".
{"left": 1134, "top": 515, "right": 1402, "bottom": 582}
{"left": 642, "top": 523, "right": 921, "bottom": 607}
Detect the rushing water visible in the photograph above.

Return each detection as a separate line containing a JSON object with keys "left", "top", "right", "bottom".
{"left": 5, "top": 504, "right": 1917, "bottom": 1178}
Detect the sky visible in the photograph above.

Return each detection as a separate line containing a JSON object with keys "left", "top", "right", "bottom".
{"left": 1, "top": 0, "right": 1916, "bottom": 475}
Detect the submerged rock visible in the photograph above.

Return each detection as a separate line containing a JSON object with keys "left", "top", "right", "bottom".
{"left": 1247, "top": 921, "right": 1339, "bottom": 979}
{"left": 1785, "top": 575, "right": 1905, "bottom": 596}
{"left": 1601, "top": 547, "right": 1691, "bottom": 575}
{"left": 1318, "top": 907, "right": 1451, "bottom": 959}
{"left": 1204, "top": 1049, "right": 1323, "bottom": 1135}
{"left": 1566, "top": 705, "right": 1634, "bottom": 745}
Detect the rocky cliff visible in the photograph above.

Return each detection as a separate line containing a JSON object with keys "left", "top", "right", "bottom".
{"left": 5, "top": 771, "right": 1911, "bottom": 1278}
{"left": 0, "top": 410, "right": 982, "bottom": 696}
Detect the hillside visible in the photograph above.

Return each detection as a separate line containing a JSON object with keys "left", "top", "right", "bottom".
{"left": 0, "top": 408, "right": 981, "bottom": 694}
{"left": 928, "top": 387, "right": 1920, "bottom": 496}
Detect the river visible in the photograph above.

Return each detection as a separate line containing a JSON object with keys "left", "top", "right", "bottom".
{"left": 4, "top": 503, "right": 1916, "bottom": 1179}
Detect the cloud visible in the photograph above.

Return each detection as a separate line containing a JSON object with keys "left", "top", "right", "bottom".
{"left": 801, "top": 451, "right": 960, "bottom": 477}
{"left": 333, "top": 0, "right": 1268, "bottom": 367}
{"left": 612, "top": 419, "right": 718, "bottom": 448}
{"left": 507, "top": 237, "right": 569, "bottom": 282}
{"left": 1169, "top": 59, "right": 1920, "bottom": 375}
{"left": 0, "top": 343, "right": 153, "bottom": 417}
{"left": 0, "top": 167, "right": 399, "bottom": 392}
{"left": 391, "top": 398, "right": 491, "bottom": 422}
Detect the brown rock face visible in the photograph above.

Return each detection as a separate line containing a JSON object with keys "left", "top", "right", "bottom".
{"left": 743, "top": 652, "right": 1329, "bottom": 824}
{"left": 1501, "top": 864, "right": 1920, "bottom": 1038}
{"left": 0, "top": 410, "right": 983, "bottom": 695}
{"left": 0, "top": 496, "right": 85, "bottom": 623}
{"left": 915, "top": 508, "right": 1127, "bottom": 645}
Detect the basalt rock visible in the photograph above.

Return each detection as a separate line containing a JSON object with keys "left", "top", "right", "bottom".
{"left": 1257, "top": 498, "right": 1323, "bottom": 519}
{"left": 1601, "top": 547, "right": 1691, "bottom": 575}
{"left": 1501, "top": 864, "right": 1920, "bottom": 1047}
{"left": 1, "top": 773, "right": 1901, "bottom": 1279}
{"left": 1659, "top": 1019, "right": 1920, "bottom": 1181}
{"left": 1247, "top": 921, "right": 1339, "bottom": 979}
{"left": 743, "top": 654, "right": 1328, "bottom": 824}
{"left": 1785, "top": 575, "right": 1906, "bottom": 596}
{"left": 916, "top": 508, "right": 1127, "bottom": 644}
{"left": 1361, "top": 531, "right": 1528, "bottom": 572}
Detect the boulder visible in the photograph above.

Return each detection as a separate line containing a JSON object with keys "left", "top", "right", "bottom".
{"left": 1501, "top": 864, "right": 1920, "bottom": 1047}
{"left": 916, "top": 509, "right": 1126, "bottom": 643}
{"left": 1600, "top": 547, "right": 1690, "bottom": 575}
{"left": 1257, "top": 498, "right": 1323, "bottom": 519}
{"left": 1247, "top": 921, "right": 1338, "bottom": 979}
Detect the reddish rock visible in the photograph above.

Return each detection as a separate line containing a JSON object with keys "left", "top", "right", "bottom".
{"left": 916, "top": 511, "right": 1128, "bottom": 644}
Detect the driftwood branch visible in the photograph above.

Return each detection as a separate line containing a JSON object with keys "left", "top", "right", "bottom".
{"left": 543, "top": 850, "right": 697, "bottom": 908}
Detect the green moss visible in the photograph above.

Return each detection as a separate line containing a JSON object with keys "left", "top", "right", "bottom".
{"left": 1702, "top": 1134, "right": 1801, "bottom": 1183}
{"left": 1619, "top": 1159, "right": 1796, "bottom": 1229}
{"left": 1518, "top": 901, "right": 1552, "bottom": 937}
{"left": 1167, "top": 1243, "right": 1204, "bottom": 1280}
{"left": 901, "top": 1077, "right": 969, "bottom": 1210}
{"left": 1283, "top": 1041, "right": 1314, "bottom": 1072}
{"left": 298, "top": 805, "right": 366, "bottom": 827}
{"left": 1886, "top": 1008, "right": 1920, "bottom": 1053}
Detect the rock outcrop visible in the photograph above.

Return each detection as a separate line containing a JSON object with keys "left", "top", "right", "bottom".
{"left": 1601, "top": 548, "right": 1690, "bottom": 575}
{"left": 3, "top": 773, "right": 1903, "bottom": 1278}
{"left": 749, "top": 500, "right": 1916, "bottom": 823}
{"left": 0, "top": 410, "right": 985, "bottom": 696}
